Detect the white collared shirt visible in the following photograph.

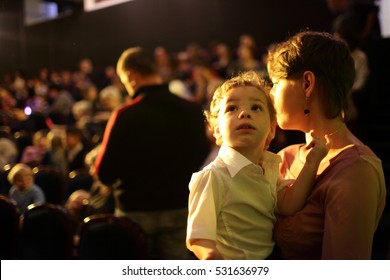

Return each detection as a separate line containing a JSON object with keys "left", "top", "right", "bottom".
{"left": 186, "top": 144, "right": 281, "bottom": 260}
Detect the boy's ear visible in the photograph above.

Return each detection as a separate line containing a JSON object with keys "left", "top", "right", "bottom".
{"left": 214, "top": 125, "right": 221, "bottom": 144}
{"left": 265, "top": 121, "right": 277, "bottom": 150}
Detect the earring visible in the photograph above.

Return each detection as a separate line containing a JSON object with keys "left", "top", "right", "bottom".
{"left": 304, "top": 96, "right": 310, "bottom": 115}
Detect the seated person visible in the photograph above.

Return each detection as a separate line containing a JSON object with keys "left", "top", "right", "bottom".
{"left": 20, "top": 129, "right": 50, "bottom": 168}
{"left": 8, "top": 163, "right": 45, "bottom": 214}
{"left": 65, "top": 145, "right": 115, "bottom": 224}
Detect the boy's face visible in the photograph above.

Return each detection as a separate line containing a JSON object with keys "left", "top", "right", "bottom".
{"left": 215, "top": 86, "right": 274, "bottom": 154}
{"left": 13, "top": 170, "right": 34, "bottom": 191}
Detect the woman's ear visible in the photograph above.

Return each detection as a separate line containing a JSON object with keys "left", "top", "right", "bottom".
{"left": 302, "top": 71, "right": 315, "bottom": 98}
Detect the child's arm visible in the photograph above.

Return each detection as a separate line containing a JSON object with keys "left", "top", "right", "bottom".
{"left": 187, "top": 170, "right": 223, "bottom": 259}
{"left": 188, "top": 239, "right": 224, "bottom": 260}
{"left": 277, "top": 131, "right": 330, "bottom": 216}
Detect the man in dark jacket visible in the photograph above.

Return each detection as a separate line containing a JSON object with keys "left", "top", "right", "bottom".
{"left": 95, "top": 47, "right": 210, "bottom": 259}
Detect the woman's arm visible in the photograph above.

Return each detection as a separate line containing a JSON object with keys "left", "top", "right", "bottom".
{"left": 323, "top": 160, "right": 385, "bottom": 259}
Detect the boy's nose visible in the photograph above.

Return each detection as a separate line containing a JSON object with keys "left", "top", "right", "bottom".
{"left": 239, "top": 110, "right": 251, "bottom": 119}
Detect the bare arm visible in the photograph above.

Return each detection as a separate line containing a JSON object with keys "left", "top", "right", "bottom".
{"left": 188, "top": 239, "right": 224, "bottom": 260}
{"left": 277, "top": 131, "right": 330, "bottom": 216}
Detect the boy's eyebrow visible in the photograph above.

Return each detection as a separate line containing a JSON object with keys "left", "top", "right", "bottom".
{"left": 225, "top": 97, "right": 266, "bottom": 103}
{"left": 225, "top": 97, "right": 238, "bottom": 103}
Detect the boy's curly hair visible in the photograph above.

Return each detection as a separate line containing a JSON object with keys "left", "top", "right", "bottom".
{"left": 205, "top": 71, "right": 275, "bottom": 146}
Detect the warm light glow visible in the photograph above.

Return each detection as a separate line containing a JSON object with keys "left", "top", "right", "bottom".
{"left": 84, "top": 0, "right": 135, "bottom": 12}
{"left": 379, "top": 0, "right": 390, "bottom": 38}
{"left": 24, "top": 106, "right": 32, "bottom": 116}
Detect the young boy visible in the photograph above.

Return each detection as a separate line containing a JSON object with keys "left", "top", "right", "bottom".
{"left": 186, "top": 71, "right": 329, "bottom": 260}
{"left": 8, "top": 163, "right": 46, "bottom": 214}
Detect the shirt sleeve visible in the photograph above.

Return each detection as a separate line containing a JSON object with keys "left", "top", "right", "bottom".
{"left": 186, "top": 169, "right": 223, "bottom": 248}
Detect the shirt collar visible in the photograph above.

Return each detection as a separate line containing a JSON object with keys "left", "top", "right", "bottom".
{"left": 219, "top": 144, "right": 260, "bottom": 177}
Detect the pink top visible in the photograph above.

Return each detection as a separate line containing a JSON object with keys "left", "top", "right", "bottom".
{"left": 275, "top": 144, "right": 386, "bottom": 259}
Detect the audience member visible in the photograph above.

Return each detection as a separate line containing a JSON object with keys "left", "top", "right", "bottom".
{"left": 238, "top": 33, "right": 261, "bottom": 58}
{"left": 93, "top": 85, "right": 124, "bottom": 124}
{"left": 326, "top": 0, "right": 382, "bottom": 116}
{"left": 65, "top": 126, "right": 89, "bottom": 173}
{"left": 191, "top": 63, "right": 224, "bottom": 110}
{"left": 71, "top": 100, "right": 93, "bottom": 131}
{"left": 46, "top": 83, "right": 75, "bottom": 125}
{"left": 227, "top": 45, "right": 263, "bottom": 77}
{"left": 78, "top": 58, "right": 111, "bottom": 91}
{"left": 66, "top": 144, "right": 115, "bottom": 226}
{"left": 94, "top": 46, "right": 211, "bottom": 259}
{"left": 154, "top": 46, "right": 175, "bottom": 83}
{"left": 0, "top": 87, "right": 27, "bottom": 132}
{"left": 0, "top": 131, "right": 18, "bottom": 171}
{"left": 168, "top": 79, "right": 193, "bottom": 101}
{"left": 326, "top": 0, "right": 381, "bottom": 49}
{"left": 8, "top": 163, "right": 45, "bottom": 214}
{"left": 60, "top": 69, "right": 82, "bottom": 101}
{"left": 211, "top": 42, "right": 232, "bottom": 79}
{"left": 267, "top": 30, "right": 386, "bottom": 259}
{"left": 333, "top": 12, "right": 371, "bottom": 132}
{"left": 20, "top": 129, "right": 50, "bottom": 168}
{"left": 45, "top": 129, "right": 68, "bottom": 177}
{"left": 81, "top": 84, "right": 101, "bottom": 114}
{"left": 186, "top": 71, "right": 329, "bottom": 260}
{"left": 65, "top": 188, "right": 90, "bottom": 226}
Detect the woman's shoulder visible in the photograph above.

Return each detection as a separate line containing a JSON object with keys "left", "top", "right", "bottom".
{"left": 337, "top": 144, "right": 385, "bottom": 176}
{"left": 334, "top": 143, "right": 381, "bottom": 164}
{"left": 277, "top": 143, "right": 303, "bottom": 158}
{"left": 315, "top": 144, "right": 384, "bottom": 188}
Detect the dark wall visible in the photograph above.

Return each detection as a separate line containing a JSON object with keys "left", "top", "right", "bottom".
{"left": 0, "top": 0, "right": 24, "bottom": 76}
{"left": 2, "top": 0, "right": 333, "bottom": 77}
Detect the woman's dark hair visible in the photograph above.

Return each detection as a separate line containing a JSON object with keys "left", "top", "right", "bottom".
{"left": 267, "top": 31, "right": 355, "bottom": 120}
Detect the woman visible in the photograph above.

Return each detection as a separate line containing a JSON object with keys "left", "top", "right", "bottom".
{"left": 267, "top": 30, "right": 386, "bottom": 259}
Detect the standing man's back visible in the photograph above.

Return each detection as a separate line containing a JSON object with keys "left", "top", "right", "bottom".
{"left": 94, "top": 47, "right": 210, "bottom": 259}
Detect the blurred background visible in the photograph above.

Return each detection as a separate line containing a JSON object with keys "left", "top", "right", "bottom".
{"left": 1, "top": 0, "right": 339, "bottom": 76}
{"left": 0, "top": 0, "right": 389, "bottom": 259}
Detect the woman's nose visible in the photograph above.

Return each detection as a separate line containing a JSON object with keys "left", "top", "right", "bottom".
{"left": 239, "top": 110, "right": 251, "bottom": 119}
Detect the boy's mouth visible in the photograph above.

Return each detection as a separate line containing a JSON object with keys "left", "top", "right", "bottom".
{"left": 237, "top": 124, "right": 255, "bottom": 130}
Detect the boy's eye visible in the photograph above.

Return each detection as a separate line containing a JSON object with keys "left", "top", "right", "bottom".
{"left": 226, "top": 105, "right": 237, "bottom": 112}
{"left": 252, "top": 104, "right": 263, "bottom": 111}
